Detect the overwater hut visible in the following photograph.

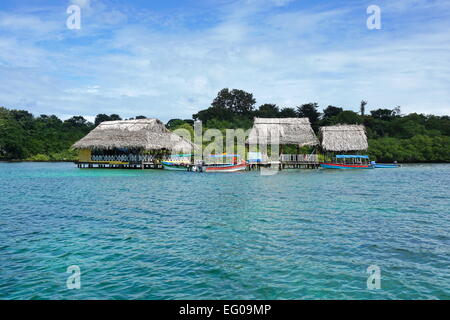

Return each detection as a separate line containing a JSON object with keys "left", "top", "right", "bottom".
{"left": 319, "top": 124, "right": 369, "bottom": 165}
{"left": 72, "top": 119, "right": 196, "bottom": 169}
{"left": 246, "top": 118, "right": 319, "bottom": 166}
{"left": 319, "top": 124, "right": 368, "bottom": 152}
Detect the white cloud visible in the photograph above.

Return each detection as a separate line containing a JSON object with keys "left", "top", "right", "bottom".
{"left": 272, "top": 0, "right": 295, "bottom": 7}
{"left": 0, "top": 0, "right": 449, "bottom": 121}
{"left": 0, "top": 12, "right": 61, "bottom": 38}
{"left": 70, "top": 0, "right": 92, "bottom": 10}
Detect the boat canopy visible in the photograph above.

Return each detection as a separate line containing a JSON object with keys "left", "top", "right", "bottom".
{"left": 336, "top": 155, "right": 369, "bottom": 159}
{"left": 207, "top": 154, "right": 240, "bottom": 158}
{"left": 171, "top": 154, "right": 192, "bottom": 157}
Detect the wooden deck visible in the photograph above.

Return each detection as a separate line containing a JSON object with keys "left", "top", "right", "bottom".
{"left": 77, "top": 161, "right": 163, "bottom": 169}
{"left": 247, "top": 154, "right": 319, "bottom": 170}
{"left": 77, "top": 154, "right": 320, "bottom": 170}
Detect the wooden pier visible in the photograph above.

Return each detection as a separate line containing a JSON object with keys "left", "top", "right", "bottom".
{"left": 77, "top": 154, "right": 320, "bottom": 170}
{"left": 247, "top": 162, "right": 319, "bottom": 171}
{"left": 77, "top": 161, "right": 163, "bottom": 169}
{"left": 247, "top": 154, "right": 319, "bottom": 171}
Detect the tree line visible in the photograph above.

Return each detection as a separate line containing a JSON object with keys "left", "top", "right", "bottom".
{"left": 171, "top": 88, "right": 450, "bottom": 163}
{"left": 0, "top": 110, "right": 154, "bottom": 161}
{"left": 1, "top": 88, "right": 449, "bottom": 162}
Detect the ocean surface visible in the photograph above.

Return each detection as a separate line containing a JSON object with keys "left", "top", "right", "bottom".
{"left": 0, "top": 162, "right": 449, "bottom": 300}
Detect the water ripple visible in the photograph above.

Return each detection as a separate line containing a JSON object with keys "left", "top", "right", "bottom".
{"left": 0, "top": 162, "right": 449, "bottom": 299}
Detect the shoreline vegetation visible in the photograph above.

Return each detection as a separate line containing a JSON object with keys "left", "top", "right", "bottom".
{"left": 1, "top": 88, "right": 449, "bottom": 163}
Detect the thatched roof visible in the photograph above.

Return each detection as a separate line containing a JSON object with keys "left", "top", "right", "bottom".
{"left": 320, "top": 124, "right": 368, "bottom": 151}
{"left": 72, "top": 119, "right": 196, "bottom": 152}
{"left": 247, "top": 118, "right": 319, "bottom": 146}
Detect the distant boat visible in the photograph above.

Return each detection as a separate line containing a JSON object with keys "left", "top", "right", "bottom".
{"left": 373, "top": 163, "right": 401, "bottom": 168}
{"left": 320, "top": 155, "right": 374, "bottom": 170}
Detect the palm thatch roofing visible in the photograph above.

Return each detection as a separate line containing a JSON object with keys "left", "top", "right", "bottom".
{"left": 320, "top": 124, "right": 368, "bottom": 152}
{"left": 247, "top": 118, "right": 319, "bottom": 146}
{"left": 72, "top": 119, "right": 196, "bottom": 152}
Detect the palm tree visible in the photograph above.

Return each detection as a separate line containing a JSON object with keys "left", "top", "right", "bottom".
{"left": 360, "top": 100, "right": 368, "bottom": 116}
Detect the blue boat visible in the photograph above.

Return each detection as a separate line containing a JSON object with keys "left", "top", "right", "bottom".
{"left": 320, "top": 155, "right": 374, "bottom": 170}
{"left": 320, "top": 163, "right": 374, "bottom": 169}
{"left": 162, "top": 161, "right": 190, "bottom": 171}
{"left": 373, "top": 163, "right": 401, "bottom": 168}
{"left": 162, "top": 154, "right": 192, "bottom": 171}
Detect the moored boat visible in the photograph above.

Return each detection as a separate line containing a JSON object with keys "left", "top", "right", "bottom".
{"left": 320, "top": 163, "right": 374, "bottom": 169}
{"left": 162, "top": 154, "right": 192, "bottom": 171}
{"left": 204, "top": 161, "right": 247, "bottom": 173}
{"left": 200, "top": 154, "right": 247, "bottom": 172}
{"left": 373, "top": 163, "right": 401, "bottom": 168}
{"left": 161, "top": 161, "right": 190, "bottom": 171}
{"left": 320, "top": 155, "right": 374, "bottom": 170}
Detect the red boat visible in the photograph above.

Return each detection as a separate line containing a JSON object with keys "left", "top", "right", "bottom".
{"left": 204, "top": 161, "right": 247, "bottom": 173}
{"left": 320, "top": 155, "right": 374, "bottom": 170}
{"left": 319, "top": 162, "right": 373, "bottom": 169}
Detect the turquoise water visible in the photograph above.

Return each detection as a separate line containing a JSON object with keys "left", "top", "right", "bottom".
{"left": 0, "top": 162, "right": 449, "bottom": 300}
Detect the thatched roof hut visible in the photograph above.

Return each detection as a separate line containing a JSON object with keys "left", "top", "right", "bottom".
{"left": 72, "top": 119, "right": 196, "bottom": 152}
{"left": 320, "top": 124, "right": 368, "bottom": 152}
{"left": 247, "top": 118, "right": 319, "bottom": 146}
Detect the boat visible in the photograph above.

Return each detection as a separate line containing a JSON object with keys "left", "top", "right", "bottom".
{"left": 320, "top": 155, "right": 374, "bottom": 170}
{"left": 373, "top": 163, "right": 401, "bottom": 168}
{"left": 320, "top": 163, "right": 374, "bottom": 169}
{"left": 161, "top": 154, "right": 192, "bottom": 171}
{"left": 204, "top": 161, "right": 247, "bottom": 172}
{"left": 201, "top": 154, "right": 247, "bottom": 173}
{"left": 161, "top": 161, "right": 190, "bottom": 171}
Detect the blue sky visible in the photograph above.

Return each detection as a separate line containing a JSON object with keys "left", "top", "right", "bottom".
{"left": 0, "top": 0, "right": 449, "bottom": 121}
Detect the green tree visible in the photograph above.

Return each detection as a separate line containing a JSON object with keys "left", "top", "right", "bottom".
{"left": 360, "top": 100, "right": 367, "bottom": 116}
{"left": 193, "top": 106, "right": 235, "bottom": 123}
{"left": 65, "top": 116, "right": 90, "bottom": 127}
{"left": 109, "top": 114, "right": 122, "bottom": 121}
{"left": 323, "top": 105, "right": 343, "bottom": 119}
{"left": 279, "top": 107, "right": 297, "bottom": 118}
{"left": 95, "top": 114, "right": 110, "bottom": 126}
{"left": 370, "top": 108, "right": 397, "bottom": 121}
{"left": 256, "top": 104, "right": 280, "bottom": 118}
{"left": 297, "top": 103, "right": 321, "bottom": 129}
{"left": 94, "top": 114, "right": 122, "bottom": 126}
{"left": 0, "top": 111, "right": 28, "bottom": 159}
{"left": 334, "top": 111, "right": 363, "bottom": 124}
{"left": 193, "top": 88, "right": 256, "bottom": 124}
{"left": 166, "top": 119, "right": 186, "bottom": 130}
{"left": 212, "top": 88, "right": 256, "bottom": 116}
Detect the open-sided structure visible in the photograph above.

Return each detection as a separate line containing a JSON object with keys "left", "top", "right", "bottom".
{"left": 246, "top": 117, "right": 319, "bottom": 167}
{"left": 72, "top": 119, "right": 196, "bottom": 168}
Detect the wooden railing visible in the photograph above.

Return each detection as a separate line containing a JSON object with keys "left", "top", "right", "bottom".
{"left": 280, "top": 154, "right": 318, "bottom": 163}
{"left": 91, "top": 154, "right": 155, "bottom": 162}
{"left": 89, "top": 154, "right": 319, "bottom": 164}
